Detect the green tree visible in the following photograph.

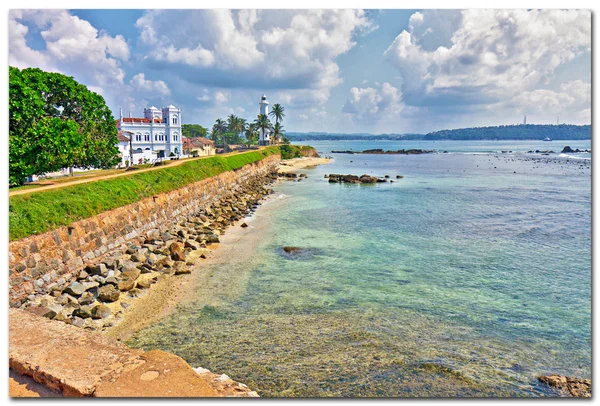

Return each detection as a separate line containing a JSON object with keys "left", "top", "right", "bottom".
{"left": 9, "top": 66, "right": 119, "bottom": 186}
{"left": 271, "top": 122, "right": 285, "bottom": 145}
{"left": 211, "top": 118, "right": 227, "bottom": 145}
{"left": 255, "top": 114, "right": 271, "bottom": 145}
{"left": 182, "top": 124, "right": 208, "bottom": 138}
{"left": 269, "top": 103, "right": 285, "bottom": 125}
{"left": 245, "top": 123, "right": 259, "bottom": 144}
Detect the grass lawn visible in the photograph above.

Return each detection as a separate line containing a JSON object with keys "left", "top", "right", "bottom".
{"left": 9, "top": 147, "right": 280, "bottom": 241}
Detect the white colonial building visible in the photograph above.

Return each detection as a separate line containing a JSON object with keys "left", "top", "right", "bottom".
{"left": 258, "top": 94, "right": 271, "bottom": 146}
{"left": 116, "top": 105, "right": 183, "bottom": 166}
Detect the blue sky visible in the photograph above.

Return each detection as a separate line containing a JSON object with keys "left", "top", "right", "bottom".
{"left": 9, "top": 9, "right": 591, "bottom": 134}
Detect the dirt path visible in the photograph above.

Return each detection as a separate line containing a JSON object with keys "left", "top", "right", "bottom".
{"left": 9, "top": 148, "right": 266, "bottom": 197}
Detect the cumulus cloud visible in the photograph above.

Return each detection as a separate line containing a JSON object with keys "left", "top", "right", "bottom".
{"left": 342, "top": 82, "right": 403, "bottom": 124}
{"left": 130, "top": 73, "right": 171, "bottom": 97}
{"left": 135, "top": 9, "right": 373, "bottom": 101}
{"left": 384, "top": 10, "right": 591, "bottom": 107}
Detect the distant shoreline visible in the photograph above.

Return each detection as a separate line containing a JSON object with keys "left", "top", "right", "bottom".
{"left": 287, "top": 124, "right": 591, "bottom": 142}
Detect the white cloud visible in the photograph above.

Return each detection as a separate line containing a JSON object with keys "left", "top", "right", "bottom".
{"left": 342, "top": 82, "right": 403, "bottom": 124}
{"left": 135, "top": 9, "right": 373, "bottom": 103}
{"left": 9, "top": 9, "right": 130, "bottom": 89}
{"left": 385, "top": 10, "right": 591, "bottom": 105}
{"left": 130, "top": 73, "right": 170, "bottom": 97}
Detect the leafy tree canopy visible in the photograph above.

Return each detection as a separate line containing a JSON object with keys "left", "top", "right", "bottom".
{"left": 9, "top": 66, "right": 120, "bottom": 185}
{"left": 182, "top": 124, "right": 208, "bottom": 138}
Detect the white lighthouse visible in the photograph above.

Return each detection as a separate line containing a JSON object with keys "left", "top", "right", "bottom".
{"left": 259, "top": 94, "right": 270, "bottom": 145}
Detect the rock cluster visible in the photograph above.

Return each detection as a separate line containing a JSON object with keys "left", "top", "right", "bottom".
{"left": 326, "top": 174, "right": 397, "bottom": 184}
{"left": 20, "top": 172, "right": 278, "bottom": 331}
{"left": 278, "top": 172, "right": 307, "bottom": 180}
{"left": 538, "top": 374, "right": 591, "bottom": 397}
{"left": 561, "top": 146, "right": 591, "bottom": 153}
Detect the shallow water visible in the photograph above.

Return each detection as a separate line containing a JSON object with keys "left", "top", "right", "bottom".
{"left": 128, "top": 140, "right": 591, "bottom": 397}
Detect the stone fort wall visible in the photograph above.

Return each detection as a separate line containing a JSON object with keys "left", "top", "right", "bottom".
{"left": 8, "top": 154, "right": 280, "bottom": 306}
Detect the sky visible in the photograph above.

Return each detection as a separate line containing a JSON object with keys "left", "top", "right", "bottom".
{"left": 8, "top": 9, "right": 592, "bottom": 134}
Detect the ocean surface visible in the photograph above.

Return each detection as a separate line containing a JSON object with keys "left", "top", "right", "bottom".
{"left": 128, "top": 140, "right": 591, "bottom": 397}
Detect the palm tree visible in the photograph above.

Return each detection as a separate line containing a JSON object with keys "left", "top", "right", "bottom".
{"left": 271, "top": 122, "right": 285, "bottom": 145}
{"left": 236, "top": 118, "right": 248, "bottom": 144}
{"left": 212, "top": 118, "right": 227, "bottom": 146}
{"left": 245, "top": 123, "right": 258, "bottom": 144}
{"left": 255, "top": 114, "right": 271, "bottom": 145}
{"left": 269, "top": 103, "right": 285, "bottom": 125}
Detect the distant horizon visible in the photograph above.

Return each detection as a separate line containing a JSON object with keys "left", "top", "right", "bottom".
{"left": 287, "top": 123, "right": 591, "bottom": 137}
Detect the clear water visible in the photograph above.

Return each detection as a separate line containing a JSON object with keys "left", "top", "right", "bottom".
{"left": 128, "top": 140, "right": 591, "bottom": 397}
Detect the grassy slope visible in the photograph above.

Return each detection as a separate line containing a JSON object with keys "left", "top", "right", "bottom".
{"left": 9, "top": 147, "right": 280, "bottom": 241}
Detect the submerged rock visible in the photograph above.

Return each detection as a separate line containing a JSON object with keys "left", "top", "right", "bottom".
{"left": 538, "top": 375, "right": 591, "bottom": 397}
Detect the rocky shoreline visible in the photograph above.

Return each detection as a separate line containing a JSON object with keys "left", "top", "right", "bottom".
{"left": 19, "top": 170, "right": 279, "bottom": 332}
{"left": 331, "top": 148, "right": 434, "bottom": 155}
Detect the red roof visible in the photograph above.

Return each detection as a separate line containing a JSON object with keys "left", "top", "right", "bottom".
{"left": 116, "top": 131, "right": 130, "bottom": 142}
{"left": 183, "top": 137, "right": 215, "bottom": 149}
{"left": 121, "top": 117, "right": 163, "bottom": 124}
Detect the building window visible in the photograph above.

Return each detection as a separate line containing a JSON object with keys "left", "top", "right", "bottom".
{"left": 155, "top": 134, "right": 158, "bottom": 141}
{"left": 144, "top": 133, "right": 150, "bottom": 141}
{"left": 135, "top": 133, "right": 142, "bottom": 142}
{"left": 172, "top": 117, "right": 177, "bottom": 125}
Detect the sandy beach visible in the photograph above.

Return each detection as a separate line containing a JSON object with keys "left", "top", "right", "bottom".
{"left": 103, "top": 158, "right": 329, "bottom": 342}
{"left": 277, "top": 156, "right": 332, "bottom": 173}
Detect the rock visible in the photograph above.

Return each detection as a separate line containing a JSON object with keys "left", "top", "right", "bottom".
{"left": 77, "top": 292, "right": 95, "bottom": 306}
{"left": 104, "top": 276, "right": 118, "bottom": 286}
{"left": 91, "top": 304, "right": 111, "bottom": 319}
{"left": 240, "top": 222, "right": 248, "bottom": 228}
{"left": 136, "top": 279, "right": 152, "bottom": 289}
{"left": 396, "top": 175, "right": 404, "bottom": 179}
{"left": 72, "top": 305, "right": 93, "bottom": 319}
{"left": 538, "top": 375, "right": 591, "bottom": 397}
{"left": 121, "top": 266, "right": 141, "bottom": 281}
{"left": 173, "top": 262, "right": 191, "bottom": 275}
{"left": 130, "top": 252, "right": 147, "bottom": 263}
{"left": 26, "top": 306, "right": 57, "bottom": 319}
{"left": 561, "top": 146, "right": 575, "bottom": 153}
{"left": 77, "top": 270, "right": 89, "bottom": 280}
{"left": 169, "top": 242, "right": 186, "bottom": 261}
{"left": 63, "top": 281, "right": 85, "bottom": 297}
{"left": 88, "top": 263, "right": 108, "bottom": 276}
{"left": 359, "top": 175, "right": 378, "bottom": 184}
{"left": 205, "top": 234, "right": 220, "bottom": 244}
{"left": 283, "top": 246, "right": 301, "bottom": 254}
{"left": 384, "top": 175, "right": 390, "bottom": 178}
{"left": 98, "top": 285, "right": 120, "bottom": 302}
{"left": 71, "top": 316, "right": 85, "bottom": 327}
{"left": 117, "top": 278, "right": 136, "bottom": 292}
{"left": 82, "top": 281, "right": 99, "bottom": 291}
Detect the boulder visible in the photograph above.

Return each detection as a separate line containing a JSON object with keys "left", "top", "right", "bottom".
{"left": 240, "top": 222, "right": 248, "bottom": 228}
{"left": 283, "top": 246, "right": 301, "bottom": 254}
{"left": 73, "top": 305, "right": 93, "bottom": 319}
{"left": 63, "top": 281, "right": 85, "bottom": 297}
{"left": 26, "top": 306, "right": 57, "bottom": 319}
{"left": 88, "top": 263, "right": 108, "bottom": 276}
{"left": 77, "top": 292, "right": 95, "bottom": 306}
{"left": 117, "top": 278, "right": 136, "bottom": 292}
{"left": 561, "top": 146, "right": 575, "bottom": 153}
{"left": 173, "top": 262, "right": 191, "bottom": 275}
{"left": 98, "top": 285, "right": 120, "bottom": 302}
{"left": 91, "top": 304, "right": 111, "bottom": 319}
{"left": 77, "top": 270, "right": 89, "bottom": 280}
{"left": 136, "top": 279, "right": 152, "bottom": 289}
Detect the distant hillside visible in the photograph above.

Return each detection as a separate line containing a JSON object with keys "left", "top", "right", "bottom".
{"left": 286, "top": 124, "right": 591, "bottom": 141}
{"left": 424, "top": 124, "right": 591, "bottom": 140}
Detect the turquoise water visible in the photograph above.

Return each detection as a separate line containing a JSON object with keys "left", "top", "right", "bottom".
{"left": 129, "top": 140, "right": 591, "bottom": 397}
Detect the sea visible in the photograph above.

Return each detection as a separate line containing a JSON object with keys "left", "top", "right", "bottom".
{"left": 128, "top": 139, "right": 591, "bottom": 397}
